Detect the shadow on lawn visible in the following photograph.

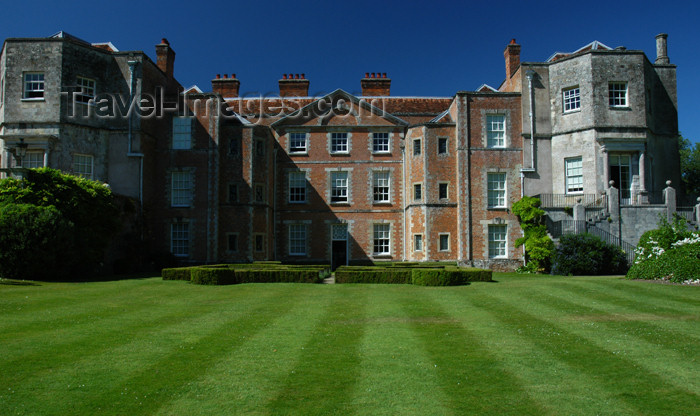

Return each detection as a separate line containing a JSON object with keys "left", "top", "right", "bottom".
{"left": 0, "top": 279, "right": 42, "bottom": 286}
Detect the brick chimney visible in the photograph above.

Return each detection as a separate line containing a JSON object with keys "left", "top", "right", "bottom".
{"left": 361, "top": 72, "right": 391, "bottom": 96}
{"left": 278, "top": 73, "right": 310, "bottom": 97}
{"left": 655, "top": 33, "right": 670, "bottom": 64}
{"left": 211, "top": 73, "right": 240, "bottom": 98}
{"left": 155, "top": 38, "right": 175, "bottom": 78}
{"left": 504, "top": 39, "right": 521, "bottom": 79}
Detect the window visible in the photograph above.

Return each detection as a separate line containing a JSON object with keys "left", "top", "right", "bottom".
{"left": 171, "top": 171, "right": 192, "bottom": 207}
{"left": 373, "top": 171, "right": 390, "bottom": 203}
{"left": 255, "top": 184, "right": 264, "bottom": 203}
{"left": 563, "top": 87, "right": 580, "bottom": 112}
{"left": 23, "top": 151, "right": 44, "bottom": 168}
{"left": 373, "top": 224, "right": 390, "bottom": 255}
{"left": 227, "top": 233, "right": 238, "bottom": 252}
{"left": 289, "top": 133, "right": 307, "bottom": 153}
{"left": 172, "top": 117, "right": 192, "bottom": 149}
{"left": 330, "top": 171, "right": 348, "bottom": 203}
{"left": 488, "top": 224, "right": 507, "bottom": 258}
{"left": 565, "top": 157, "right": 583, "bottom": 194}
{"left": 76, "top": 76, "right": 95, "bottom": 104}
{"left": 171, "top": 223, "right": 189, "bottom": 257}
{"left": 372, "top": 132, "right": 390, "bottom": 153}
{"left": 486, "top": 115, "right": 505, "bottom": 148}
{"left": 414, "top": 234, "right": 423, "bottom": 252}
{"left": 609, "top": 82, "right": 628, "bottom": 107}
{"left": 413, "top": 139, "right": 421, "bottom": 156}
{"left": 73, "top": 154, "right": 93, "bottom": 179}
{"left": 330, "top": 132, "right": 348, "bottom": 154}
{"left": 289, "top": 172, "right": 306, "bottom": 203}
{"left": 255, "top": 139, "right": 265, "bottom": 157}
{"left": 438, "top": 138, "right": 448, "bottom": 154}
{"left": 23, "top": 72, "right": 44, "bottom": 99}
{"left": 439, "top": 234, "right": 449, "bottom": 251}
{"left": 414, "top": 183, "right": 422, "bottom": 201}
{"left": 487, "top": 173, "right": 506, "bottom": 208}
{"left": 289, "top": 224, "right": 307, "bottom": 255}
{"left": 228, "top": 184, "right": 238, "bottom": 203}
{"left": 255, "top": 234, "right": 264, "bottom": 252}
{"left": 229, "top": 137, "right": 239, "bottom": 156}
{"left": 439, "top": 183, "right": 448, "bottom": 200}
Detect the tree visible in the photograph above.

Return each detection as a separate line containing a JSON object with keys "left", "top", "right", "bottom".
{"left": 512, "top": 196, "right": 554, "bottom": 273}
{"left": 679, "top": 136, "right": 700, "bottom": 199}
{"left": 0, "top": 168, "right": 120, "bottom": 280}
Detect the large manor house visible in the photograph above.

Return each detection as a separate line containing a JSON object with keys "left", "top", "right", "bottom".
{"left": 0, "top": 32, "right": 682, "bottom": 270}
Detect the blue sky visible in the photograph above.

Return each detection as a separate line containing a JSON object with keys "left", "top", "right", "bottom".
{"left": 1, "top": 0, "right": 698, "bottom": 144}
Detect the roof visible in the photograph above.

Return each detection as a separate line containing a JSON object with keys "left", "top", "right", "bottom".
{"left": 546, "top": 40, "right": 613, "bottom": 62}
{"left": 224, "top": 94, "right": 452, "bottom": 125}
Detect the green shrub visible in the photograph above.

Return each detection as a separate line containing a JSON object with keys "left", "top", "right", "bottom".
{"left": 633, "top": 216, "right": 692, "bottom": 264}
{"left": 551, "top": 233, "right": 627, "bottom": 276}
{"left": 0, "top": 168, "right": 120, "bottom": 278}
{"left": 190, "top": 268, "right": 237, "bottom": 285}
{"left": 0, "top": 203, "right": 74, "bottom": 280}
{"left": 512, "top": 196, "right": 554, "bottom": 273}
{"left": 335, "top": 267, "right": 412, "bottom": 284}
{"left": 627, "top": 232, "right": 700, "bottom": 283}
{"left": 161, "top": 267, "right": 195, "bottom": 281}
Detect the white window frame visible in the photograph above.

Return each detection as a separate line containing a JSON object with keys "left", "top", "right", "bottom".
{"left": 414, "top": 234, "right": 423, "bottom": 252}
{"left": 608, "top": 82, "right": 628, "bottom": 108}
{"left": 289, "top": 132, "right": 308, "bottom": 154}
{"left": 413, "top": 183, "right": 422, "bottom": 201}
{"left": 73, "top": 154, "right": 93, "bottom": 179}
{"left": 413, "top": 139, "right": 421, "bottom": 156}
{"left": 22, "top": 151, "right": 44, "bottom": 169}
{"left": 171, "top": 171, "right": 192, "bottom": 207}
{"left": 373, "top": 171, "right": 390, "bottom": 203}
{"left": 488, "top": 224, "right": 507, "bottom": 258}
{"left": 330, "top": 132, "right": 349, "bottom": 154}
{"left": 288, "top": 171, "right": 307, "bottom": 203}
{"left": 373, "top": 223, "right": 390, "bottom": 255}
{"left": 439, "top": 234, "right": 450, "bottom": 252}
{"left": 288, "top": 224, "right": 307, "bottom": 256}
{"left": 227, "top": 233, "right": 238, "bottom": 252}
{"left": 171, "top": 223, "right": 189, "bottom": 257}
{"left": 330, "top": 171, "right": 348, "bottom": 203}
{"left": 487, "top": 172, "right": 507, "bottom": 208}
{"left": 563, "top": 86, "right": 581, "bottom": 113}
{"left": 372, "top": 132, "right": 390, "bottom": 153}
{"left": 438, "top": 137, "right": 448, "bottom": 154}
{"left": 23, "top": 72, "right": 45, "bottom": 99}
{"left": 438, "top": 182, "right": 449, "bottom": 200}
{"left": 486, "top": 115, "right": 505, "bottom": 148}
{"left": 172, "top": 117, "right": 192, "bottom": 150}
{"left": 76, "top": 76, "right": 96, "bottom": 104}
{"left": 565, "top": 157, "right": 584, "bottom": 194}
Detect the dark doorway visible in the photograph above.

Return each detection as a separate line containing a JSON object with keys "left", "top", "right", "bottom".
{"left": 331, "top": 241, "right": 347, "bottom": 271}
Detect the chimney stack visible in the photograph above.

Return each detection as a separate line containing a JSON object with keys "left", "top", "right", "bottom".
{"left": 504, "top": 39, "right": 521, "bottom": 79}
{"left": 361, "top": 72, "right": 391, "bottom": 96}
{"left": 655, "top": 33, "right": 670, "bottom": 64}
{"left": 278, "top": 73, "right": 310, "bottom": 97}
{"left": 212, "top": 73, "right": 240, "bottom": 98}
{"left": 155, "top": 38, "right": 175, "bottom": 78}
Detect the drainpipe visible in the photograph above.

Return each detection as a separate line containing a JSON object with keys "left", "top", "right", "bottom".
{"left": 127, "top": 59, "right": 144, "bottom": 220}
{"left": 525, "top": 69, "right": 536, "bottom": 171}
{"left": 273, "top": 146, "right": 278, "bottom": 260}
{"left": 127, "top": 60, "right": 138, "bottom": 155}
{"left": 401, "top": 144, "right": 406, "bottom": 261}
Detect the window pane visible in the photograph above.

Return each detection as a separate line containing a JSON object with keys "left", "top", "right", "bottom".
{"left": 487, "top": 173, "right": 506, "bottom": 207}
{"left": 171, "top": 223, "right": 189, "bottom": 256}
{"left": 487, "top": 115, "right": 505, "bottom": 148}
{"left": 289, "top": 224, "right": 306, "bottom": 255}
{"left": 488, "top": 224, "right": 507, "bottom": 258}
{"left": 171, "top": 171, "right": 192, "bottom": 206}
{"left": 173, "top": 117, "right": 192, "bottom": 149}
{"left": 289, "top": 172, "right": 306, "bottom": 202}
{"left": 73, "top": 154, "right": 93, "bottom": 179}
{"left": 331, "top": 133, "right": 348, "bottom": 153}
{"left": 373, "top": 171, "right": 390, "bottom": 202}
{"left": 565, "top": 158, "right": 583, "bottom": 193}
{"left": 290, "top": 133, "right": 307, "bottom": 153}
{"left": 331, "top": 171, "right": 348, "bottom": 203}
{"left": 373, "top": 224, "right": 390, "bottom": 255}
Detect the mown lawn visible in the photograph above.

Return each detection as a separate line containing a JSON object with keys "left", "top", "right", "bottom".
{"left": 1, "top": 274, "right": 698, "bottom": 415}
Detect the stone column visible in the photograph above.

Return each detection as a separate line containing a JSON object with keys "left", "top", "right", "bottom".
{"left": 573, "top": 198, "right": 586, "bottom": 234}
{"left": 602, "top": 147, "right": 609, "bottom": 191}
{"left": 607, "top": 181, "right": 619, "bottom": 222}
{"left": 638, "top": 151, "right": 648, "bottom": 204}
{"left": 695, "top": 197, "right": 700, "bottom": 225}
{"left": 664, "top": 180, "right": 676, "bottom": 222}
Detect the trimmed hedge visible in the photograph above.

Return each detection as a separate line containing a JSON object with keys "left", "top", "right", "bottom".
{"left": 335, "top": 267, "right": 412, "bottom": 284}
{"left": 162, "top": 263, "right": 329, "bottom": 285}
{"left": 335, "top": 265, "right": 492, "bottom": 285}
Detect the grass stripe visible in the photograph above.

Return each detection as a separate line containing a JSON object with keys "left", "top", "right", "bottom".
{"left": 349, "top": 286, "right": 454, "bottom": 415}
{"left": 264, "top": 285, "right": 368, "bottom": 415}
{"left": 396, "top": 286, "right": 551, "bottom": 415}
{"left": 469, "top": 290, "right": 700, "bottom": 415}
